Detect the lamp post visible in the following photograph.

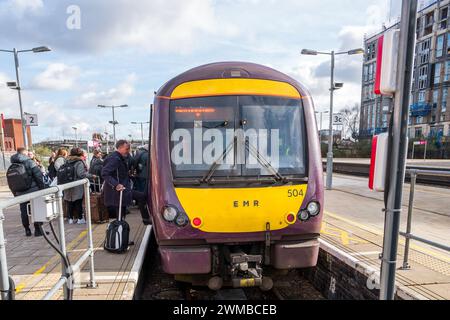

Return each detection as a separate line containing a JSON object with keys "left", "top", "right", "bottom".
{"left": 72, "top": 127, "right": 78, "bottom": 147}
{"left": 131, "top": 121, "right": 150, "bottom": 147}
{"left": 98, "top": 105, "right": 128, "bottom": 145}
{"left": 302, "top": 47, "right": 364, "bottom": 190}
{"left": 0, "top": 46, "right": 51, "bottom": 150}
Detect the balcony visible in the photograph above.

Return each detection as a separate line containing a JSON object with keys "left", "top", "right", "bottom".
{"left": 410, "top": 103, "right": 432, "bottom": 117}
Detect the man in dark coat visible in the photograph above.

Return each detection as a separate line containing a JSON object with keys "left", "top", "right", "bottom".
{"left": 101, "top": 140, "right": 150, "bottom": 224}
{"left": 9, "top": 148, "right": 46, "bottom": 237}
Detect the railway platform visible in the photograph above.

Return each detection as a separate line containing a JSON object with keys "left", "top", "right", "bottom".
{"left": 321, "top": 174, "right": 450, "bottom": 300}
{"left": 0, "top": 185, "right": 152, "bottom": 300}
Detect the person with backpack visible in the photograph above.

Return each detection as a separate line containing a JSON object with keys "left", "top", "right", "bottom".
{"left": 101, "top": 140, "right": 150, "bottom": 224}
{"left": 59, "top": 148, "right": 96, "bottom": 225}
{"left": 49, "top": 148, "right": 68, "bottom": 181}
{"left": 7, "top": 148, "right": 46, "bottom": 237}
{"left": 132, "top": 145, "right": 148, "bottom": 193}
{"left": 89, "top": 149, "right": 104, "bottom": 184}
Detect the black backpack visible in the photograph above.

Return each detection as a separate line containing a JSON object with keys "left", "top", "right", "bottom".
{"left": 48, "top": 161, "right": 57, "bottom": 179}
{"left": 7, "top": 163, "right": 32, "bottom": 193}
{"left": 57, "top": 160, "right": 81, "bottom": 185}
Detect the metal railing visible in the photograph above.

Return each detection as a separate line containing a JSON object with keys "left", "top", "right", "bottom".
{"left": 0, "top": 179, "right": 96, "bottom": 300}
{"left": 400, "top": 169, "right": 450, "bottom": 270}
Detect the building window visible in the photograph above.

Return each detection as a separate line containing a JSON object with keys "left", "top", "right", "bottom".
{"left": 418, "top": 90, "right": 426, "bottom": 103}
{"left": 415, "top": 128, "right": 423, "bottom": 138}
{"left": 437, "top": 34, "right": 444, "bottom": 58}
{"left": 372, "top": 104, "right": 376, "bottom": 129}
{"left": 382, "top": 113, "right": 388, "bottom": 128}
{"left": 418, "top": 65, "right": 428, "bottom": 89}
{"left": 445, "top": 61, "right": 450, "bottom": 82}
{"left": 440, "top": 7, "right": 448, "bottom": 29}
{"left": 433, "top": 89, "right": 440, "bottom": 108}
{"left": 417, "top": 116, "right": 424, "bottom": 125}
{"left": 366, "top": 42, "right": 376, "bottom": 62}
{"left": 363, "top": 65, "right": 368, "bottom": 82}
{"left": 418, "top": 38, "right": 431, "bottom": 65}
{"left": 435, "top": 62, "right": 443, "bottom": 85}
{"left": 443, "top": 87, "right": 448, "bottom": 112}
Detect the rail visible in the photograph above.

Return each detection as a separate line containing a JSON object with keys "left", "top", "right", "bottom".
{"left": 400, "top": 169, "right": 450, "bottom": 270}
{"left": 0, "top": 179, "right": 96, "bottom": 300}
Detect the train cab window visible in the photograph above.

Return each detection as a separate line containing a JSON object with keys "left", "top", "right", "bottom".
{"left": 170, "top": 96, "right": 240, "bottom": 178}
{"left": 240, "top": 96, "right": 306, "bottom": 177}
{"left": 170, "top": 95, "right": 307, "bottom": 182}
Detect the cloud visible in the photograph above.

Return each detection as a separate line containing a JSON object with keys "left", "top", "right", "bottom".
{"left": 73, "top": 73, "right": 137, "bottom": 108}
{"left": 30, "top": 63, "right": 80, "bottom": 91}
{"left": 0, "top": 0, "right": 238, "bottom": 54}
{"left": 0, "top": 73, "right": 21, "bottom": 117}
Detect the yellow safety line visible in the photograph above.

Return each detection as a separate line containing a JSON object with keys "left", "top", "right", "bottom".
{"left": 324, "top": 210, "right": 450, "bottom": 263}
{"left": 320, "top": 222, "right": 368, "bottom": 246}
{"left": 15, "top": 230, "right": 88, "bottom": 294}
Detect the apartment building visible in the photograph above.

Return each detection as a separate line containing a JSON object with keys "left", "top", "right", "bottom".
{"left": 359, "top": 23, "right": 400, "bottom": 138}
{"left": 411, "top": 0, "right": 450, "bottom": 139}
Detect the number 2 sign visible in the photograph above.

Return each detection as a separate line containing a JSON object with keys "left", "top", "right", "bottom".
{"left": 25, "top": 114, "right": 38, "bottom": 127}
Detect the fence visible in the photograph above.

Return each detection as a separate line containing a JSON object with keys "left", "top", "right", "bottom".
{"left": 0, "top": 151, "right": 13, "bottom": 173}
{"left": 0, "top": 179, "right": 96, "bottom": 300}
{"left": 400, "top": 169, "right": 450, "bottom": 270}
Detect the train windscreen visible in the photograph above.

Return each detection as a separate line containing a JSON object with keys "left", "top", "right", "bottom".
{"left": 170, "top": 96, "right": 307, "bottom": 180}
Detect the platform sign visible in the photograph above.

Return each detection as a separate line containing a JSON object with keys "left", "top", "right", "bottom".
{"left": 25, "top": 114, "right": 38, "bottom": 127}
{"left": 414, "top": 141, "right": 427, "bottom": 146}
{"left": 369, "top": 133, "right": 389, "bottom": 192}
{"left": 374, "top": 29, "right": 400, "bottom": 96}
{"left": 333, "top": 113, "right": 343, "bottom": 126}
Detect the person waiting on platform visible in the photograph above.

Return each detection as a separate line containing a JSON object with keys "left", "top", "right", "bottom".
{"left": 63, "top": 148, "right": 96, "bottom": 225}
{"left": 101, "top": 140, "right": 151, "bottom": 225}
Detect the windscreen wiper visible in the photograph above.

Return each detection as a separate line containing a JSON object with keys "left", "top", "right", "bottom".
{"left": 202, "top": 137, "right": 236, "bottom": 184}
{"left": 245, "top": 140, "right": 286, "bottom": 182}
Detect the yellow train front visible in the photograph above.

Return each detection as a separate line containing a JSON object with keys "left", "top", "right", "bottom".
{"left": 148, "top": 62, "right": 324, "bottom": 290}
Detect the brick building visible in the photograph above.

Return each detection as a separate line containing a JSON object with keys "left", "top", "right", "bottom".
{"left": 3, "top": 119, "right": 32, "bottom": 150}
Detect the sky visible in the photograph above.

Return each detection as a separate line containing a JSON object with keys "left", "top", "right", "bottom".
{"left": 0, "top": 0, "right": 402, "bottom": 143}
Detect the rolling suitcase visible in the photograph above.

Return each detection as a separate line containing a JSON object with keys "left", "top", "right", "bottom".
{"left": 90, "top": 177, "right": 109, "bottom": 224}
{"left": 104, "top": 190, "right": 130, "bottom": 254}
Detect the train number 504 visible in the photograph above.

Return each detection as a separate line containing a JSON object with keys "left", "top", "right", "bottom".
{"left": 288, "top": 189, "right": 304, "bottom": 198}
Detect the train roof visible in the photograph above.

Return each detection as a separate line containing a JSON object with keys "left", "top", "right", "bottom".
{"left": 156, "top": 61, "right": 310, "bottom": 98}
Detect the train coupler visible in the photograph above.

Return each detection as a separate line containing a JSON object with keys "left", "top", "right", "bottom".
{"left": 228, "top": 252, "right": 264, "bottom": 289}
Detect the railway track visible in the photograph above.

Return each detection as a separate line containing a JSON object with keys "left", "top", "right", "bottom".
{"left": 325, "top": 162, "right": 450, "bottom": 187}
{"left": 137, "top": 235, "right": 324, "bottom": 301}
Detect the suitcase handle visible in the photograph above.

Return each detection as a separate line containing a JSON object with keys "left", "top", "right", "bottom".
{"left": 118, "top": 189, "right": 124, "bottom": 221}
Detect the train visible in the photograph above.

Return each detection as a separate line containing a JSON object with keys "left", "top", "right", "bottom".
{"left": 148, "top": 62, "right": 323, "bottom": 291}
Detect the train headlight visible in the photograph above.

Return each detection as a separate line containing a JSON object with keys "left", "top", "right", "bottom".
{"left": 307, "top": 202, "right": 320, "bottom": 216}
{"left": 298, "top": 210, "right": 310, "bottom": 222}
{"left": 163, "top": 206, "right": 178, "bottom": 222}
{"left": 175, "top": 213, "right": 189, "bottom": 227}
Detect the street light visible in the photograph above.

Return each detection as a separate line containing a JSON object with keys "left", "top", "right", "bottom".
{"left": 98, "top": 104, "right": 129, "bottom": 146}
{"left": 302, "top": 47, "right": 364, "bottom": 190}
{"left": 131, "top": 121, "right": 150, "bottom": 147}
{"left": 0, "top": 46, "right": 52, "bottom": 150}
{"left": 72, "top": 127, "right": 78, "bottom": 147}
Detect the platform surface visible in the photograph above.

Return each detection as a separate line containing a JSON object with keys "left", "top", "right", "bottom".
{"left": 0, "top": 185, "right": 151, "bottom": 300}
{"left": 323, "top": 174, "right": 450, "bottom": 300}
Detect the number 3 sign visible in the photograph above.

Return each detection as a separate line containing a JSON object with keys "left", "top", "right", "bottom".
{"left": 333, "top": 113, "right": 343, "bottom": 126}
